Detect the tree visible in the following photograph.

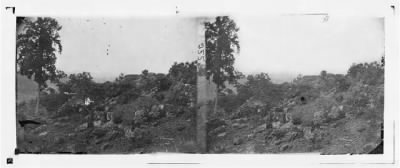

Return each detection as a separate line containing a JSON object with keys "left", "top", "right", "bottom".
{"left": 68, "top": 72, "right": 94, "bottom": 98}
{"left": 204, "top": 16, "right": 240, "bottom": 112}
{"left": 246, "top": 73, "right": 285, "bottom": 105}
{"left": 16, "top": 17, "right": 63, "bottom": 115}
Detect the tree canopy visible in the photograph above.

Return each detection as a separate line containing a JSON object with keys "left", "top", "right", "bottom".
{"left": 204, "top": 16, "right": 240, "bottom": 90}
{"left": 168, "top": 61, "right": 197, "bottom": 85}
{"left": 16, "top": 17, "right": 64, "bottom": 90}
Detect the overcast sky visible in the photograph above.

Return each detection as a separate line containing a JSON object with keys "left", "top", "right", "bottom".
{"left": 55, "top": 16, "right": 384, "bottom": 82}
{"left": 234, "top": 15, "right": 384, "bottom": 76}
{"left": 55, "top": 17, "right": 202, "bottom": 81}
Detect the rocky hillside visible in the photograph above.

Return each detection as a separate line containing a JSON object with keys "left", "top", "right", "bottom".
{"left": 16, "top": 64, "right": 199, "bottom": 154}
{"left": 16, "top": 60, "right": 384, "bottom": 154}
{"left": 208, "top": 62, "right": 384, "bottom": 154}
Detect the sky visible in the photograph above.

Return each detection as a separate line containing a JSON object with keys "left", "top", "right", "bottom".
{"left": 54, "top": 16, "right": 384, "bottom": 82}
{"left": 234, "top": 15, "right": 384, "bottom": 77}
{"left": 55, "top": 17, "right": 203, "bottom": 81}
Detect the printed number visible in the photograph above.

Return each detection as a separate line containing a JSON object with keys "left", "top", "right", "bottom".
{"left": 198, "top": 43, "right": 204, "bottom": 49}
{"left": 197, "top": 42, "right": 205, "bottom": 61}
{"left": 197, "top": 56, "right": 205, "bottom": 61}
{"left": 198, "top": 50, "right": 204, "bottom": 55}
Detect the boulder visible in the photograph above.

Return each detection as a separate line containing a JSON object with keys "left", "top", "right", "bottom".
{"left": 124, "top": 128, "right": 135, "bottom": 138}
{"left": 271, "top": 129, "right": 287, "bottom": 139}
{"left": 208, "top": 118, "right": 227, "bottom": 130}
{"left": 33, "top": 124, "right": 47, "bottom": 134}
{"left": 275, "top": 107, "right": 284, "bottom": 112}
{"left": 232, "top": 123, "right": 247, "bottom": 129}
{"left": 134, "top": 109, "right": 146, "bottom": 125}
{"left": 254, "top": 124, "right": 266, "bottom": 133}
{"left": 94, "top": 120, "right": 102, "bottom": 127}
{"left": 362, "top": 142, "right": 378, "bottom": 153}
{"left": 92, "top": 128, "right": 107, "bottom": 138}
{"left": 272, "top": 121, "right": 281, "bottom": 129}
{"left": 148, "top": 105, "right": 161, "bottom": 119}
{"left": 233, "top": 117, "right": 248, "bottom": 123}
{"left": 327, "top": 106, "right": 340, "bottom": 120}
{"left": 75, "top": 123, "right": 88, "bottom": 132}
{"left": 303, "top": 127, "right": 314, "bottom": 140}
{"left": 101, "top": 143, "right": 113, "bottom": 151}
{"left": 313, "top": 111, "right": 326, "bottom": 125}
{"left": 281, "top": 131, "right": 299, "bottom": 142}
{"left": 247, "top": 133, "right": 255, "bottom": 139}
{"left": 233, "top": 137, "right": 243, "bottom": 145}
{"left": 217, "top": 132, "right": 227, "bottom": 137}
{"left": 283, "top": 107, "right": 289, "bottom": 113}
{"left": 38, "top": 131, "right": 48, "bottom": 136}
{"left": 338, "top": 105, "right": 344, "bottom": 111}
{"left": 54, "top": 122, "right": 68, "bottom": 128}
{"left": 280, "top": 122, "right": 293, "bottom": 129}
{"left": 54, "top": 136, "right": 65, "bottom": 144}
{"left": 279, "top": 143, "right": 290, "bottom": 151}
{"left": 210, "top": 126, "right": 226, "bottom": 135}
{"left": 176, "top": 124, "right": 186, "bottom": 131}
{"left": 104, "top": 129, "right": 123, "bottom": 141}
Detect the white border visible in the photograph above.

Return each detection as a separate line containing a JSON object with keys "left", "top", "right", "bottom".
{"left": 1, "top": 0, "right": 399, "bottom": 168}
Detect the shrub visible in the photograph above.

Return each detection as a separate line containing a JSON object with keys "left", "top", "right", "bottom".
{"left": 116, "top": 88, "right": 140, "bottom": 104}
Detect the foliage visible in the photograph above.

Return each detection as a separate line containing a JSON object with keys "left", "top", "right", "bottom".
{"left": 168, "top": 61, "right": 197, "bottom": 85}
{"left": 116, "top": 88, "right": 141, "bottom": 104}
{"left": 239, "top": 73, "right": 285, "bottom": 105}
{"left": 68, "top": 72, "right": 94, "bottom": 98}
{"left": 157, "top": 75, "right": 173, "bottom": 92}
{"left": 204, "top": 16, "right": 240, "bottom": 89}
{"left": 166, "top": 81, "right": 195, "bottom": 107}
{"left": 235, "top": 84, "right": 253, "bottom": 104}
{"left": 135, "top": 70, "right": 172, "bottom": 94}
{"left": 334, "top": 74, "right": 351, "bottom": 92}
{"left": 112, "top": 103, "right": 135, "bottom": 125}
{"left": 347, "top": 61, "right": 384, "bottom": 86}
{"left": 16, "top": 17, "right": 64, "bottom": 90}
